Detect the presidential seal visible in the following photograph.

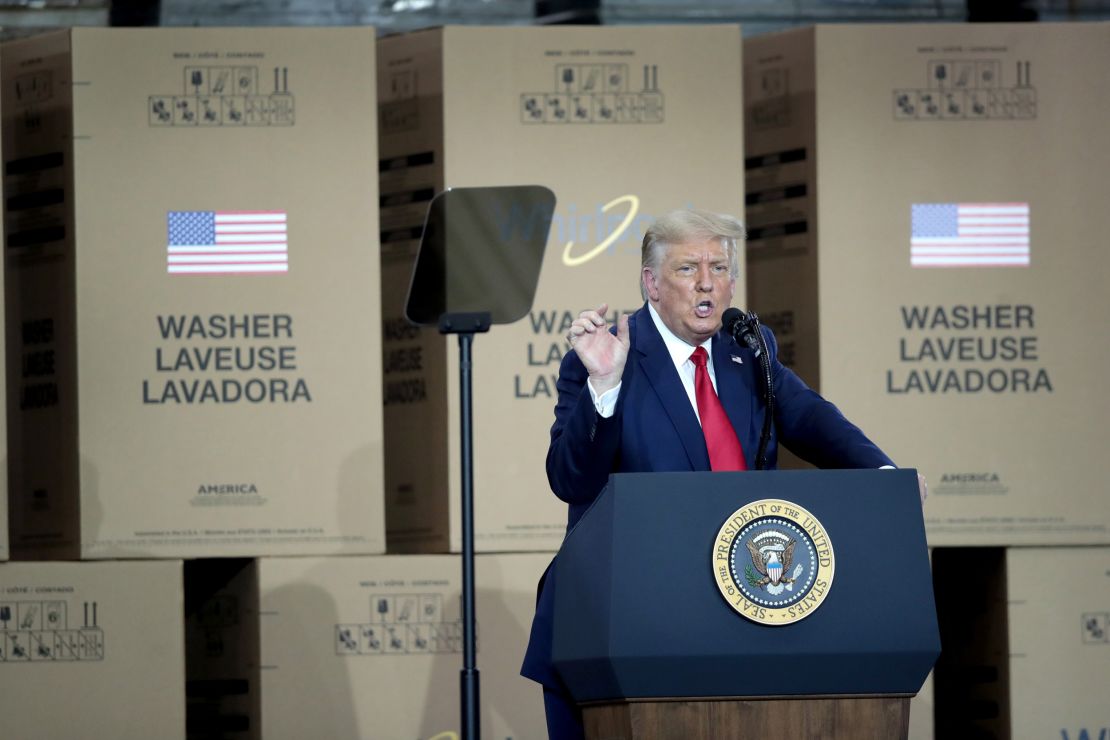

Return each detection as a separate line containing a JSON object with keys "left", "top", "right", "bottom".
{"left": 712, "top": 499, "right": 835, "bottom": 626}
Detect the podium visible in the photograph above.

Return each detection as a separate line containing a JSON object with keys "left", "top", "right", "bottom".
{"left": 550, "top": 469, "right": 939, "bottom": 739}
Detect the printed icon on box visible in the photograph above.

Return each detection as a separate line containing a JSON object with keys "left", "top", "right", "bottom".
{"left": 521, "top": 95, "right": 543, "bottom": 123}
{"left": 384, "top": 626, "right": 405, "bottom": 653}
{"left": 30, "top": 633, "right": 52, "bottom": 660}
{"left": 929, "top": 61, "right": 949, "bottom": 89}
{"left": 0, "top": 604, "right": 12, "bottom": 630}
{"left": 8, "top": 634, "right": 28, "bottom": 660}
{"left": 270, "top": 94, "right": 295, "bottom": 126}
{"left": 893, "top": 91, "right": 916, "bottom": 118}
{"left": 57, "top": 631, "right": 81, "bottom": 660}
{"left": 952, "top": 62, "right": 975, "bottom": 89}
{"left": 199, "top": 97, "right": 221, "bottom": 125}
{"left": 18, "top": 603, "right": 39, "bottom": 630}
{"left": 1082, "top": 613, "right": 1108, "bottom": 643}
{"left": 760, "top": 68, "right": 786, "bottom": 98}
{"left": 616, "top": 94, "right": 640, "bottom": 123}
{"left": 235, "top": 67, "right": 257, "bottom": 95}
{"left": 580, "top": 66, "right": 602, "bottom": 92}
{"left": 546, "top": 95, "right": 568, "bottom": 122}
{"left": 244, "top": 96, "right": 266, "bottom": 125}
{"left": 570, "top": 96, "right": 590, "bottom": 123}
{"left": 150, "top": 96, "right": 173, "bottom": 125}
{"left": 593, "top": 94, "right": 615, "bottom": 122}
{"left": 641, "top": 92, "right": 664, "bottom": 123}
{"left": 80, "top": 629, "right": 104, "bottom": 660}
{"left": 390, "top": 70, "right": 415, "bottom": 100}
{"left": 336, "top": 626, "right": 358, "bottom": 654}
{"left": 185, "top": 67, "right": 207, "bottom": 95}
{"left": 44, "top": 601, "right": 65, "bottom": 627}
{"left": 419, "top": 594, "right": 442, "bottom": 623}
{"left": 222, "top": 97, "right": 245, "bottom": 125}
{"left": 916, "top": 91, "right": 940, "bottom": 119}
{"left": 14, "top": 70, "right": 53, "bottom": 103}
{"left": 397, "top": 596, "right": 416, "bottom": 622}
{"left": 375, "top": 596, "right": 393, "bottom": 622}
{"left": 174, "top": 97, "right": 198, "bottom": 125}
{"left": 1011, "top": 88, "right": 1036, "bottom": 118}
{"left": 977, "top": 61, "right": 999, "bottom": 88}
{"left": 210, "top": 68, "right": 231, "bottom": 95}
{"left": 941, "top": 91, "right": 964, "bottom": 118}
{"left": 407, "top": 625, "right": 431, "bottom": 652}
{"left": 557, "top": 65, "right": 575, "bottom": 93}
{"left": 605, "top": 64, "right": 626, "bottom": 92}
{"left": 966, "top": 91, "right": 987, "bottom": 118}
{"left": 361, "top": 626, "right": 383, "bottom": 652}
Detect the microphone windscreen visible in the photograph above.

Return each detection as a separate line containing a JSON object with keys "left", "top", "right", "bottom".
{"left": 722, "top": 307, "right": 743, "bottom": 333}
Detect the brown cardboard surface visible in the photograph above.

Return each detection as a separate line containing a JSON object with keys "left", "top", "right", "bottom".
{"left": 0, "top": 560, "right": 185, "bottom": 739}
{"left": 745, "top": 24, "right": 1110, "bottom": 545}
{"left": 379, "top": 25, "right": 745, "bottom": 552}
{"left": 250, "top": 553, "right": 549, "bottom": 739}
{"left": 3, "top": 28, "right": 384, "bottom": 559}
{"left": 1007, "top": 547, "right": 1110, "bottom": 739}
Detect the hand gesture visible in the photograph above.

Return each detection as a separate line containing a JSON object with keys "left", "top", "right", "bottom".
{"left": 566, "top": 303, "right": 630, "bottom": 394}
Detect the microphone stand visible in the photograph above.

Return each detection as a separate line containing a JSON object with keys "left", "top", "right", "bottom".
{"left": 729, "top": 311, "right": 775, "bottom": 470}
{"left": 750, "top": 317, "right": 774, "bottom": 471}
{"left": 438, "top": 310, "right": 491, "bottom": 740}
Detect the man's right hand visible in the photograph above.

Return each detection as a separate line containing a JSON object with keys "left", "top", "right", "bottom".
{"left": 566, "top": 303, "right": 630, "bottom": 395}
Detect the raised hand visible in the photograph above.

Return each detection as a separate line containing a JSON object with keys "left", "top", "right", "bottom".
{"left": 565, "top": 303, "right": 630, "bottom": 394}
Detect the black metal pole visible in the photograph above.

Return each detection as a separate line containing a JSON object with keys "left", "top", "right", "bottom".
{"left": 458, "top": 330, "right": 480, "bottom": 740}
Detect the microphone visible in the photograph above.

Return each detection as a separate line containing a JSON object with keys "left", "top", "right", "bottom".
{"left": 722, "top": 307, "right": 762, "bottom": 358}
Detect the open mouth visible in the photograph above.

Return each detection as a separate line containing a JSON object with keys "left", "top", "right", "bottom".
{"left": 694, "top": 300, "right": 714, "bottom": 318}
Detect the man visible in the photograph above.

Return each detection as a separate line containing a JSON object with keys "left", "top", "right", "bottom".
{"left": 521, "top": 209, "right": 920, "bottom": 739}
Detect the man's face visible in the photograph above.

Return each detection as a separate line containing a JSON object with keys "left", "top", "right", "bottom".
{"left": 642, "top": 237, "right": 735, "bottom": 346}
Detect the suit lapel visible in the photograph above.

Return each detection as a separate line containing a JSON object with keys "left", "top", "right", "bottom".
{"left": 712, "top": 330, "right": 757, "bottom": 470}
{"left": 632, "top": 307, "right": 710, "bottom": 470}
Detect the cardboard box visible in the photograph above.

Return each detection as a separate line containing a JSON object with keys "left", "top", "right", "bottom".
{"left": 2, "top": 28, "right": 384, "bottom": 559}
{"left": 185, "top": 553, "right": 551, "bottom": 740}
{"left": 378, "top": 25, "right": 745, "bottom": 552}
{"left": 1007, "top": 547, "right": 1110, "bottom": 739}
{"left": 743, "top": 24, "right": 1110, "bottom": 546}
{"left": 909, "top": 670, "right": 934, "bottom": 740}
{"left": 933, "top": 546, "right": 1110, "bottom": 739}
{"left": 0, "top": 560, "right": 185, "bottom": 739}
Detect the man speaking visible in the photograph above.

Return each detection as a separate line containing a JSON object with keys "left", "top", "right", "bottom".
{"left": 521, "top": 209, "right": 916, "bottom": 739}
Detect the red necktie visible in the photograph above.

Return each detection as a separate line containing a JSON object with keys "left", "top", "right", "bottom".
{"left": 690, "top": 346, "right": 748, "bottom": 471}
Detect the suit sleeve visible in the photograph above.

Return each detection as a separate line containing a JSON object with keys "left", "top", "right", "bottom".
{"left": 545, "top": 348, "right": 623, "bottom": 505}
{"left": 764, "top": 326, "right": 896, "bottom": 469}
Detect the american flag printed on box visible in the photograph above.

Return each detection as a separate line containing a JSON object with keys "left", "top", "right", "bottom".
{"left": 910, "top": 203, "right": 1029, "bottom": 268}
{"left": 167, "top": 211, "right": 288, "bottom": 274}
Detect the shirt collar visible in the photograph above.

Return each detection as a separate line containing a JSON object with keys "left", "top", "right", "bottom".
{"left": 647, "top": 303, "right": 713, "bottom": 367}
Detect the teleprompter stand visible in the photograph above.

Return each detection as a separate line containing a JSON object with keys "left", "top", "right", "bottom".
{"left": 406, "top": 186, "right": 556, "bottom": 740}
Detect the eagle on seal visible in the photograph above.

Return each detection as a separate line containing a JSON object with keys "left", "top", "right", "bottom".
{"left": 747, "top": 537, "right": 796, "bottom": 588}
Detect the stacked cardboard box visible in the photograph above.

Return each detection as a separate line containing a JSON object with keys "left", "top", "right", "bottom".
{"left": 378, "top": 24, "right": 746, "bottom": 553}
{"left": 0, "top": 561, "right": 185, "bottom": 739}
{"left": 185, "top": 553, "right": 551, "bottom": 739}
{"left": 933, "top": 547, "right": 1110, "bottom": 738}
{"left": 743, "top": 23, "right": 1110, "bottom": 547}
{"left": 2, "top": 28, "right": 384, "bottom": 560}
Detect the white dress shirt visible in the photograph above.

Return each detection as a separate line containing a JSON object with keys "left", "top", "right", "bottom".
{"left": 587, "top": 304, "right": 717, "bottom": 423}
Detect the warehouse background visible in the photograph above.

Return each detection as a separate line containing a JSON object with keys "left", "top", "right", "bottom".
{"left": 0, "top": 2, "right": 1107, "bottom": 739}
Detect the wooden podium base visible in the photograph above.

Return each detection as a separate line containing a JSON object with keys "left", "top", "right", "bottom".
{"left": 582, "top": 696, "right": 911, "bottom": 740}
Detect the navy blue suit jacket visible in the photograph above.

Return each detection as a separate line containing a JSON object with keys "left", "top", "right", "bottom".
{"left": 521, "top": 304, "right": 894, "bottom": 688}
